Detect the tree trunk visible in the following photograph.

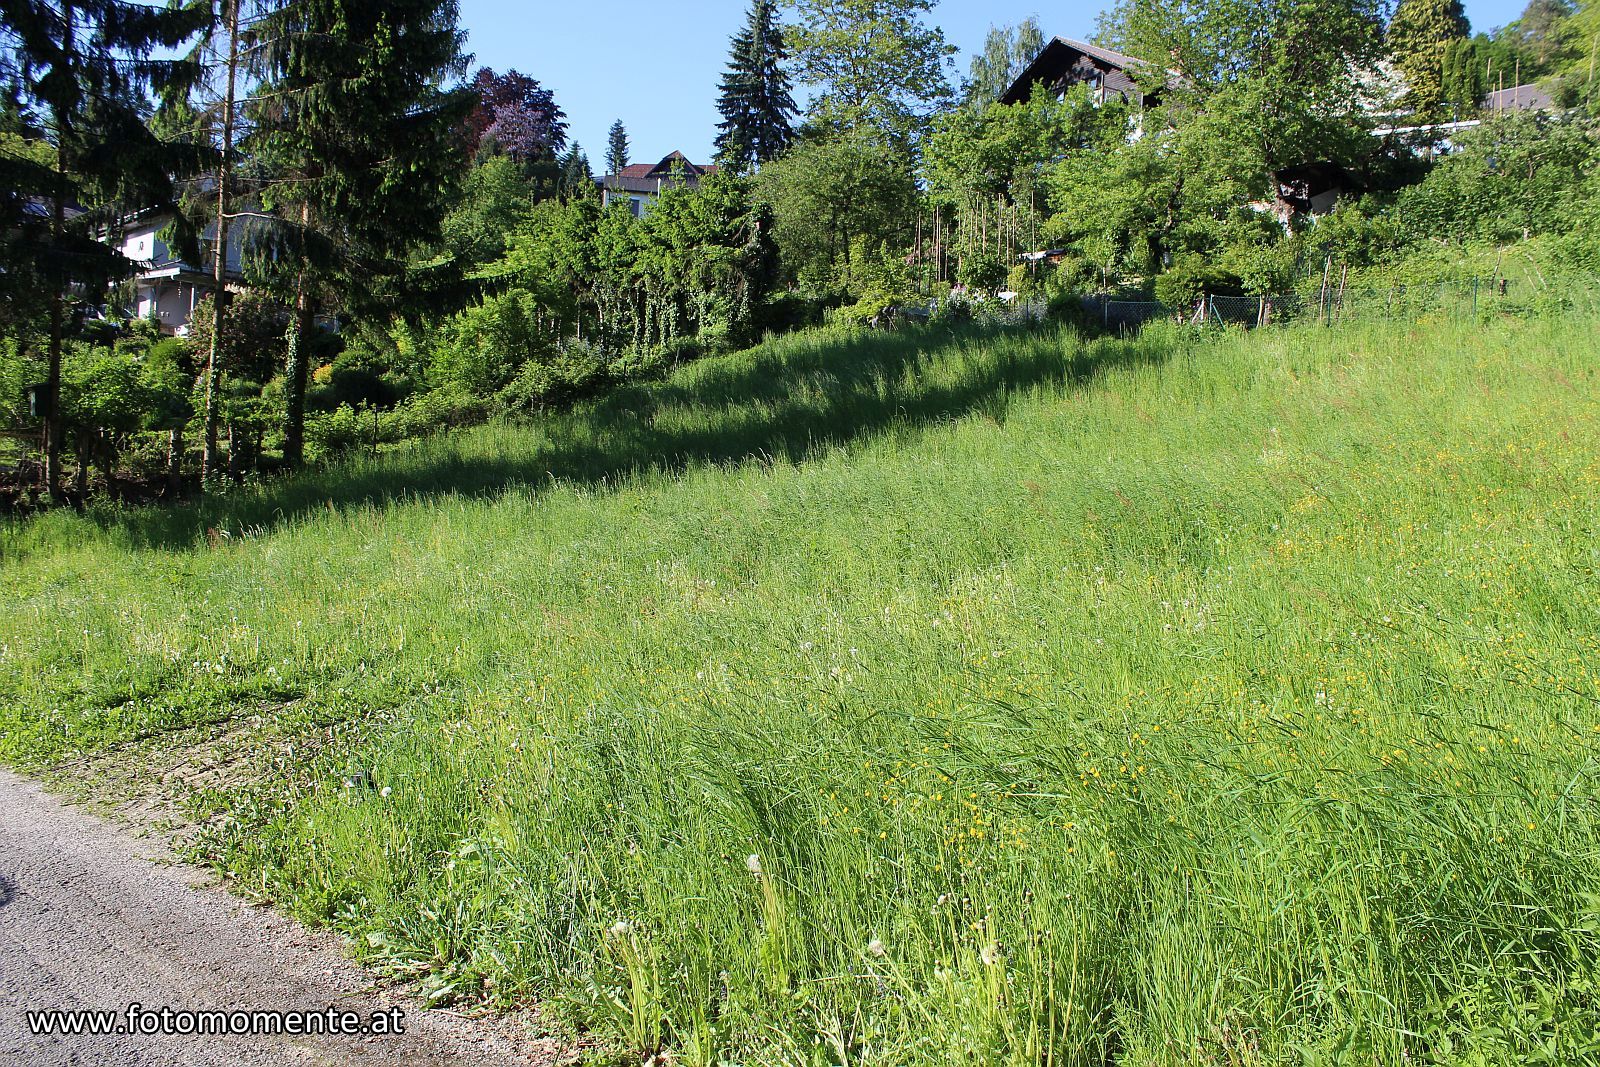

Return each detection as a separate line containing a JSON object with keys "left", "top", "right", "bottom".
{"left": 282, "top": 284, "right": 314, "bottom": 468}
{"left": 166, "top": 427, "right": 184, "bottom": 498}
{"left": 98, "top": 437, "right": 118, "bottom": 502}
{"left": 73, "top": 435, "right": 89, "bottom": 498}
{"left": 43, "top": 4, "right": 74, "bottom": 505}
{"left": 200, "top": 0, "right": 242, "bottom": 486}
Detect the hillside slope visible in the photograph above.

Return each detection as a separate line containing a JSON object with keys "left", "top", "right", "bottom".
{"left": 4, "top": 316, "right": 1599, "bottom": 1064}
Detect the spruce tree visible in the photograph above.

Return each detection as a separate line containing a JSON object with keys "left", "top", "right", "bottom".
{"left": 713, "top": 0, "right": 797, "bottom": 171}
{"left": 245, "top": 0, "right": 472, "bottom": 467}
{"left": 0, "top": 0, "right": 208, "bottom": 500}
{"left": 1388, "top": 0, "right": 1471, "bottom": 112}
{"left": 606, "top": 120, "right": 629, "bottom": 177}
{"left": 559, "top": 143, "right": 594, "bottom": 199}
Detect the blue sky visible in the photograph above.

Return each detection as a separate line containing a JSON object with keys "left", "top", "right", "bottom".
{"left": 457, "top": 0, "right": 1532, "bottom": 171}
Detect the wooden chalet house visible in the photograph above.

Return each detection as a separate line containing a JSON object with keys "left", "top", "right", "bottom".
{"left": 998, "top": 37, "right": 1162, "bottom": 108}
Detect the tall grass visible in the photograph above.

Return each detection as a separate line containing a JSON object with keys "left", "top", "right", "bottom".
{"left": 3, "top": 315, "right": 1599, "bottom": 1064}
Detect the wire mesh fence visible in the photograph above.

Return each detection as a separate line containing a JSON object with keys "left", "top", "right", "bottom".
{"left": 1096, "top": 278, "right": 1600, "bottom": 333}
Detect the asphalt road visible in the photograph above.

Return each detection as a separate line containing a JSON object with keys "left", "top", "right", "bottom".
{"left": 0, "top": 767, "right": 564, "bottom": 1066}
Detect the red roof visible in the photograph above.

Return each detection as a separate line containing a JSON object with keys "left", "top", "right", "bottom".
{"left": 604, "top": 150, "right": 717, "bottom": 183}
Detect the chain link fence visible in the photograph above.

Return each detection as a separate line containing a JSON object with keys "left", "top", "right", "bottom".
{"left": 1095, "top": 278, "right": 1600, "bottom": 333}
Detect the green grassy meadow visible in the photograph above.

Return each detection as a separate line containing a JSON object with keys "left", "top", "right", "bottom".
{"left": 3, "top": 312, "right": 1600, "bottom": 1064}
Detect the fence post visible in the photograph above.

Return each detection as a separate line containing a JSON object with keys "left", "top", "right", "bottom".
{"left": 1471, "top": 276, "right": 1479, "bottom": 319}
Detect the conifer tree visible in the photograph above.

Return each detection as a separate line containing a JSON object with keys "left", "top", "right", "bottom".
{"left": 245, "top": 0, "right": 472, "bottom": 467}
{"left": 606, "top": 120, "right": 629, "bottom": 176}
{"left": 1440, "top": 36, "right": 1484, "bottom": 113}
{"left": 0, "top": 0, "right": 208, "bottom": 500}
{"left": 1388, "top": 0, "right": 1471, "bottom": 112}
{"left": 713, "top": 0, "right": 797, "bottom": 171}
{"left": 559, "top": 143, "right": 594, "bottom": 199}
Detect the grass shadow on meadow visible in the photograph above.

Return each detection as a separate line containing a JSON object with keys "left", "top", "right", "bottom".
{"left": 78, "top": 321, "right": 1174, "bottom": 551}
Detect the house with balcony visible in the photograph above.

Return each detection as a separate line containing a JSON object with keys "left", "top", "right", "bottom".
{"left": 114, "top": 210, "right": 246, "bottom": 335}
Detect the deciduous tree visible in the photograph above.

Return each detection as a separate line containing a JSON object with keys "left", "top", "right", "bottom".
{"left": 963, "top": 19, "right": 1045, "bottom": 109}
{"left": 786, "top": 0, "right": 956, "bottom": 149}
{"left": 465, "top": 68, "right": 567, "bottom": 163}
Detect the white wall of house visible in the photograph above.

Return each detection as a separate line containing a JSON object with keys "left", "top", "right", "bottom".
{"left": 600, "top": 189, "right": 653, "bottom": 217}
{"left": 118, "top": 217, "right": 245, "bottom": 275}
{"left": 134, "top": 280, "right": 205, "bottom": 335}
{"left": 116, "top": 215, "right": 246, "bottom": 334}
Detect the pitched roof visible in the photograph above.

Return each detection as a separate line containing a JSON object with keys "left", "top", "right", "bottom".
{"left": 600, "top": 151, "right": 718, "bottom": 193}
{"left": 1060, "top": 38, "right": 1146, "bottom": 71}
{"left": 1483, "top": 83, "right": 1555, "bottom": 112}
{"left": 998, "top": 36, "right": 1154, "bottom": 106}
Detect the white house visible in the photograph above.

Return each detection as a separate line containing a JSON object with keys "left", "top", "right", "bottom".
{"left": 114, "top": 211, "right": 246, "bottom": 335}
{"left": 598, "top": 151, "right": 717, "bottom": 218}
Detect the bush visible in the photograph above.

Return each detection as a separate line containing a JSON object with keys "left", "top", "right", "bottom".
{"left": 380, "top": 387, "right": 490, "bottom": 441}
{"left": 429, "top": 291, "right": 547, "bottom": 397}
{"left": 496, "top": 338, "right": 612, "bottom": 413}
{"left": 1046, "top": 290, "right": 1098, "bottom": 333}
{"left": 757, "top": 291, "right": 829, "bottom": 335}
{"left": 304, "top": 404, "right": 374, "bottom": 460}
{"left": 957, "top": 254, "right": 1006, "bottom": 293}
{"left": 1154, "top": 256, "right": 1242, "bottom": 309}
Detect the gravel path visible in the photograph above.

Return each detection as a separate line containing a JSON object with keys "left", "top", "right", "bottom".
{"left": 0, "top": 768, "right": 567, "bottom": 1066}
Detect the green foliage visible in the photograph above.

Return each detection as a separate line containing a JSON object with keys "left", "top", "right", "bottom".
{"left": 1441, "top": 37, "right": 1484, "bottom": 113}
{"left": 558, "top": 143, "right": 595, "bottom": 200}
{"left": 440, "top": 156, "right": 539, "bottom": 273}
{"left": 429, "top": 290, "right": 546, "bottom": 397}
{"left": 1, "top": 0, "right": 209, "bottom": 495}
{"left": 833, "top": 241, "right": 921, "bottom": 324}
{"left": 605, "top": 120, "right": 630, "bottom": 178}
{"left": 1392, "top": 112, "right": 1600, "bottom": 242}
{"left": 1152, "top": 254, "right": 1240, "bottom": 306}
{"left": 1045, "top": 85, "right": 1281, "bottom": 285}
{"left": 497, "top": 337, "right": 611, "bottom": 411}
{"left": 415, "top": 170, "right": 775, "bottom": 423}
{"left": 756, "top": 129, "right": 917, "bottom": 297}
{"left": 963, "top": 18, "right": 1045, "bottom": 109}
{"left": 1506, "top": 0, "right": 1577, "bottom": 73}
{"left": 786, "top": 0, "right": 957, "bottom": 148}
{"left": 245, "top": 0, "right": 474, "bottom": 465}
{"left": 185, "top": 293, "right": 288, "bottom": 388}
{"left": 1388, "top": 0, "right": 1472, "bottom": 112}
{"left": 713, "top": 0, "right": 798, "bottom": 170}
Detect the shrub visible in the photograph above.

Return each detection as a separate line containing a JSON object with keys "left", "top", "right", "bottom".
{"left": 496, "top": 338, "right": 612, "bottom": 413}
{"left": 304, "top": 403, "right": 373, "bottom": 460}
{"left": 1154, "top": 256, "right": 1242, "bottom": 309}
{"left": 429, "top": 291, "right": 547, "bottom": 397}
